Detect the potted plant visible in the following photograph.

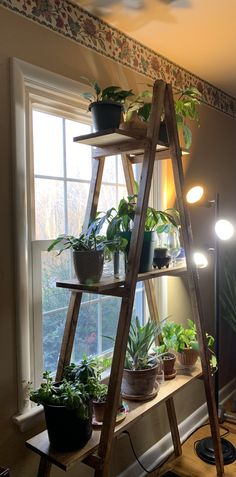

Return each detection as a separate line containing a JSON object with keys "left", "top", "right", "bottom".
{"left": 29, "top": 371, "right": 93, "bottom": 451}
{"left": 90, "top": 194, "right": 179, "bottom": 273}
{"left": 119, "top": 317, "right": 161, "bottom": 400}
{"left": 122, "top": 86, "right": 202, "bottom": 149}
{"left": 81, "top": 78, "right": 134, "bottom": 131}
{"left": 157, "top": 319, "right": 217, "bottom": 370}
{"left": 47, "top": 229, "right": 123, "bottom": 284}
{"left": 154, "top": 320, "right": 178, "bottom": 380}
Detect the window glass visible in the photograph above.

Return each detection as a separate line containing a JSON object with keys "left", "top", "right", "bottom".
{"left": 33, "top": 111, "right": 64, "bottom": 177}
{"left": 32, "top": 108, "right": 145, "bottom": 378}
{"left": 65, "top": 120, "right": 92, "bottom": 180}
{"left": 35, "top": 178, "right": 65, "bottom": 240}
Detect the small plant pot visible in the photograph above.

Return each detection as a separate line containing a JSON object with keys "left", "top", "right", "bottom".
{"left": 89, "top": 101, "right": 123, "bottom": 131}
{"left": 120, "top": 231, "right": 158, "bottom": 273}
{"left": 177, "top": 348, "right": 199, "bottom": 367}
{"left": 43, "top": 401, "right": 93, "bottom": 451}
{"left": 153, "top": 247, "right": 171, "bottom": 270}
{"left": 93, "top": 400, "right": 107, "bottom": 423}
{"left": 73, "top": 250, "right": 104, "bottom": 284}
{"left": 159, "top": 352, "right": 176, "bottom": 380}
{"left": 121, "top": 365, "right": 159, "bottom": 400}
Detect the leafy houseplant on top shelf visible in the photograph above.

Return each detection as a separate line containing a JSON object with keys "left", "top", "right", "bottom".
{"left": 90, "top": 194, "right": 180, "bottom": 274}
{"left": 122, "top": 86, "right": 202, "bottom": 149}
{"left": 29, "top": 371, "right": 93, "bottom": 451}
{"left": 81, "top": 78, "right": 134, "bottom": 132}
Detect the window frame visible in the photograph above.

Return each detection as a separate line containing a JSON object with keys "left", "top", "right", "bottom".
{"left": 11, "top": 59, "right": 164, "bottom": 428}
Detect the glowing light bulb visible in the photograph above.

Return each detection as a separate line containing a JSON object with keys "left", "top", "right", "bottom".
{"left": 186, "top": 186, "right": 204, "bottom": 204}
{"left": 193, "top": 252, "right": 208, "bottom": 269}
{"left": 215, "top": 220, "right": 234, "bottom": 241}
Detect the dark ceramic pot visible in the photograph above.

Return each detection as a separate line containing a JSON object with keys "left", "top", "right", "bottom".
{"left": 119, "top": 231, "right": 158, "bottom": 273}
{"left": 73, "top": 250, "right": 104, "bottom": 284}
{"left": 89, "top": 101, "right": 122, "bottom": 131}
{"left": 43, "top": 401, "right": 93, "bottom": 451}
{"left": 153, "top": 247, "right": 171, "bottom": 270}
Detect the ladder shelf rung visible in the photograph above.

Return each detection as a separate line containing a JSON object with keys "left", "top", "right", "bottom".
{"left": 56, "top": 263, "right": 187, "bottom": 294}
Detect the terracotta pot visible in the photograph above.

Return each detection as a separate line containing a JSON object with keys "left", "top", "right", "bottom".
{"left": 159, "top": 352, "right": 176, "bottom": 380}
{"left": 177, "top": 348, "right": 199, "bottom": 367}
{"left": 121, "top": 364, "right": 159, "bottom": 400}
{"left": 93, "top": 400, "right": 107, "bottom": 423}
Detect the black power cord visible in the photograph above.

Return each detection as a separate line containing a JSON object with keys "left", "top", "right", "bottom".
{"left": 122, "top": 423, "right": 233, "bottom": 475}
{"left": 122, "top": 430, "right": 174, "bottom": 474}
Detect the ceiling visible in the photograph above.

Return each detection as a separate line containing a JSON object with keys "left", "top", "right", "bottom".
{"left": 77, "top": 0, "right": 236, "bottom": 98}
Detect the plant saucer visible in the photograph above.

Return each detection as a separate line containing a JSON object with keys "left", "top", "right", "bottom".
{"left": 92, "top": 401, "right": 129, "bottom": 427}
{"left": 164, "top": 369, "right": 177, "bottom": 380}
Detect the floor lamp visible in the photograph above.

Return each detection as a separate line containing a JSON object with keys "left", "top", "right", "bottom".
{"left": 186, "top": 186, "right": 236, "bottom": 465}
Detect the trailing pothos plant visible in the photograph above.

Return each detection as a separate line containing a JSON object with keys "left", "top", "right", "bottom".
{"left": 155, "top": 319, "right": 217, "bottom": 371}
{"left": 123, "top": 85, "right": 202, "bottom": 149}
{"left": 80, "top": 78, "right": 134, "bottom": 107}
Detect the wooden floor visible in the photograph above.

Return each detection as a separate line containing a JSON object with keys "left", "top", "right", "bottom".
{"left": 151, "top": 404, "right": 236, "bottom": 477}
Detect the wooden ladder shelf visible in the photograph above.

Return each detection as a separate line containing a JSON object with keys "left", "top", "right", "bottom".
{"left": 26, "top": 80, "right": 224, "bottom": 477}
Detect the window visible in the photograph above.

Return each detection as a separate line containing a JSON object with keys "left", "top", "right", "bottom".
{"left": 12, "top": 59, "right": 163, "bottom": 423}
{"left": 31, "top": 109, "right": 145, "bottom": 384}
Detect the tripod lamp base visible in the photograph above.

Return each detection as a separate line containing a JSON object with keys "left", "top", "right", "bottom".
{"left": 196, "top": 437, "right": 236, "bottom": 465}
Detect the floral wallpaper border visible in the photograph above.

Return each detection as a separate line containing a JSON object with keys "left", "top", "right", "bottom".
{"left": 1, "top": 0, "right": 236, "bottom": 117}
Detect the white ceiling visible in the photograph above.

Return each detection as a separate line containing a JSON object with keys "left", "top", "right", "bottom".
{"left": 78, "top": 0, "right": 236, "bottom": 98}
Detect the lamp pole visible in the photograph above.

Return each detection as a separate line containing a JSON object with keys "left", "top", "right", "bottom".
{"left": 214, "top": 192, "right": 220, "bottom": 412}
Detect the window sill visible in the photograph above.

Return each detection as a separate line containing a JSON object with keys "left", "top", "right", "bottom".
{"left": 12, "top": 405, "right": 45, "bottom": 432}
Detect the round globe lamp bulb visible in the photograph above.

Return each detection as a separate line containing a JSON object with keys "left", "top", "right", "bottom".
{"left": 193, "top": 252, "right": 208, "bottom": 269}
{"left": 215, "top": 220, "right": 234, "bottom": 241}
{"left": 186, "top": 186, "right": 204, "bottom": 204}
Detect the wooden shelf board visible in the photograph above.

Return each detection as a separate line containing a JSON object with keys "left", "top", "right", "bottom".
{"left": 74, "top": 128, "right": 168, "bottom": 151}
{"left": 56, "top": 263, "right": 187, "bottom": 294}
{"left": 26, "top": 364, "right": 202, "bottom": 472}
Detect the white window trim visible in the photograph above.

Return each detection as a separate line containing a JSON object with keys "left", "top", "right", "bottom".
{"left": 11, "top": 58, "right": 166, "bottom": 430}
{"left": 11, "top": 58, "right": 91, "bottom": 427}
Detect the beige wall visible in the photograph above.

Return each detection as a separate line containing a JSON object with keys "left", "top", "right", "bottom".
{"left": 0, "top": 6, "right": 236, "bottom": 477}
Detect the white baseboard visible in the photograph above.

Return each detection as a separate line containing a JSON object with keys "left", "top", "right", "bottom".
{"left": 117, "top": 378, "right": 236, "bottom": 477}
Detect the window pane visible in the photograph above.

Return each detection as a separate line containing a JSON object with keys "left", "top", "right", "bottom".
{"left": 98, "top": 184, "right": 117, "bottom": 212}
{"left": 33, "top": 111, "right": 64, "bottom": 177}
{"left": 103, "top": 156, "right": 116, "bottom": 183}
{"left": 41, "top": 250, "right": 72, "bottom": 372}
{"left": 35, "top": 178, "right": 65, "bottom": 239}
{"left": 118, "top": 185, "right": 128, "bottom": 203}
{"left": 73, "top": 299, "right": 99, "bottom": 360}
{"left": 41, "top": 250, "right": 72, "bottom": 314}
{"left": 66, "top": 120, "right": 92, "bottom": 180}
{"left": 43, "top": 309, "right": 67, "bottom": 372}
{"left": 117, "top": 156, "right": 126, "bottom": 184}
{"left": 101, "top": 297, "right": 120, "bottom": 352}
{"left": 67, "top": 181, "right": 90, "bottom": 235}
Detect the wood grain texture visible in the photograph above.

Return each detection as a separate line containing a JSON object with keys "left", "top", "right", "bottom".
{"left": 26, "top": 366, "right": 202, "bottom": 472}
{"left": 164, "top": 84, "right": 224, "bottom": 476}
